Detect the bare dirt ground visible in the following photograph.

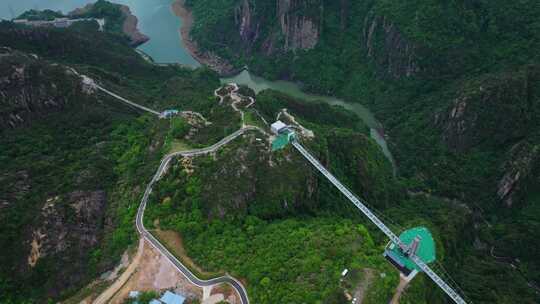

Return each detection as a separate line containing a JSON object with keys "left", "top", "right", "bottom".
{"left": 209, "top": 283, "right": 239, "bottom": 304}
{"left": 153, "top": 229, "right": 222, "bottom": 278}
{"left": 72, "top": 232, "right": 241, "bottom": 304}
{"left": 353, "top": 269, "right": 376, "bottom": 304}
{"left": 92, "top": 239, "right": 145, "bottom": 304}
{"left": 390, "top": 274, "right": 411, "bottom": 304}
{"left": 108, "top": 238, "right": 202, "bottom": 304}
{"left": 152, "top": 230, "right": 241, "bottom": 304}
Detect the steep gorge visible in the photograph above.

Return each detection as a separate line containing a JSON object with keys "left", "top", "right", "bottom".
{"left": 186, "top": 0, "right": 419, "bottom": 81}
{"left": 234, "top": 0, "right": 320, "bottom": 54}
{"left": 184, "top": 0, "right": 540, "bottom": 302}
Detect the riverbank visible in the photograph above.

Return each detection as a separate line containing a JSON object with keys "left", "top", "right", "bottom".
{"left": 119, "top": 5, "right": 149, "bottom": 47}
{"left": 69, "top": 2, "right": 149, "bottom": 47}
{"left": 172, "top": 0, "right": 236, "bottom": 74}
{"left": 170, "top": 0, "right": 395, "bottom": 169}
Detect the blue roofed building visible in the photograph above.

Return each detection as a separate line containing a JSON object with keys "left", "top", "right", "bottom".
{"left": 148, "top": 291, "right": 186, "bottom": 304}
{"left": 160, "top": 291, "right": 186, "bottom": 304}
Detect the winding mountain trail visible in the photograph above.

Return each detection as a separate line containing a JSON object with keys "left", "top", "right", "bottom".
{"left": 92, "top": 125, "right": 259, "bottom": 304}
{"left": 78, "top": 75, "right": 262, "bottom": 304}
{"left": 135, "top": 126, "right": 263, "bottom": 304}
{"left": 216, "top": 83, "right": 252, "bottom": 128}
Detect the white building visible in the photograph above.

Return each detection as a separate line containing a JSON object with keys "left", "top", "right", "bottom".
{"left": 271, "top": 120, "right": 287, "bottom": 135}
{"left": 13, "top": 17, "right": 105, "bottom": 31}
{"left": 129, "top": 291, "right": 141, "bottom": 298}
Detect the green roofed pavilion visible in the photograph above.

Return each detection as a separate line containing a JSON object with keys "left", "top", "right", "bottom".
{"left": 271, "top": 130, "right": 295, "bottom": 151}
{"left": 385, "top": 226, "right": 436, "bottom": 273}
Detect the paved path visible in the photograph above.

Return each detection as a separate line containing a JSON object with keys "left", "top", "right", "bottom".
{"left": 75, "top": 71, "right": 255, "bottom": 304}
{"left": 79, "top": 72, "right": 211, "bottom": 124}
{"left": 62, "top": 67, "right": 259, "bottom": 303}
{"left": 135, "top": 127, "right": 262, "bottom": 304}
{"left": 390, "top": 274, "right": 410, "bottom": 304}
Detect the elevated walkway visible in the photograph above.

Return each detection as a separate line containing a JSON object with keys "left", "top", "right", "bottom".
{"left": 291, "top": 139, "right": 467, "bottom": 304}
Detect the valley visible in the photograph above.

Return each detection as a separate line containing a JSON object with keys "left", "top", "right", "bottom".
{"left": 1, "top": 0, "right": 539, "bottom": 303}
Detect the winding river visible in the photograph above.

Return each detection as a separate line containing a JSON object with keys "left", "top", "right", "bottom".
{"left": 2, "top": 0, "right": 394, "bottom": 168}
{"left": 222, "top": 70, "right": 396, "bottom": 167}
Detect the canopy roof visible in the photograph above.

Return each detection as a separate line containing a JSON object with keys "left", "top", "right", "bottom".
{"left": 386, "top": 226, "right": 436, "bottom": 272}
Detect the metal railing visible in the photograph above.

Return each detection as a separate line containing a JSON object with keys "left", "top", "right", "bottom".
{"left": 291, "top": 140, "right": 468, "bottom": 304}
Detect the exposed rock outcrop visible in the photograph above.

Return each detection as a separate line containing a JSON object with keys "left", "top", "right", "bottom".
{"left": 0, "top": 48, "right": 83, "bottom": 129}
{"left": 435, "top": 66, "right": 539, "bottom": 152}
{"left": 118, "top": 5, "right": 150, "bottom": 47}
{"left": 184, "top": 0, "right": 421, "bottom": 80}
{"left": 497, "top": 141, "right": 540, "bottom": 207}
{"left": 276, "top": 0, "right": 319, "bottom": 51}
{"left": 236, "top": 0, "right": 257, "bottom": 45}
{"left": 363, "top": 13, "right": 419, "bottom": 78}
{"left": 69, "top": 3, "right": 149, "bottom": 47}
{"left": 234, "top": 0, "right": 320, "bottom": 54}
{"left": 27, "top": 190, "right": 106, "bottom": 296}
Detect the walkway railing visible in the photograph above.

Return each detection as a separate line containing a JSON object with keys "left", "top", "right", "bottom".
{"left": 291, "top": 140, "right": 467, "bottom": 304}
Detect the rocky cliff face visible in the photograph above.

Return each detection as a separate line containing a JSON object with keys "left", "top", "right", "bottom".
{"left": 118, "top": 5, "right": 150, "bottom": 47}
{"left": 0, "top": 47, "right": 84, "bottom": 129}
{"left": 187, "top": 0, "right": 420, "bottom": 79}
{"left": 276, "top": 0, "right": 319, "bottom": 51}
{"left": 234, "top": 0, "right": 320, "bottom": 55}
{"left": 26, "top": 191, "right": 106, "bottom": 297}
{"left": 434, "top": 65, "right": 540, "bottom": 207}
{"left": 497, "top": 141, "right": 539, "bottom": 207}
{"left": 363, "top": 12, "right": 419, "bottom": 79}
{"left": 436, "top": 66, "right": 539, "bottom": 152}
{"left": 230, "top": 0, "right": 417, "bottom": 78}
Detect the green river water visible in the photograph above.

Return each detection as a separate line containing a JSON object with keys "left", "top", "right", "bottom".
{"left": 222, "top": 70, "right": 396, "bottom": 167}
{"left": 1, "top": 0, "right": 394, "bottom": 167}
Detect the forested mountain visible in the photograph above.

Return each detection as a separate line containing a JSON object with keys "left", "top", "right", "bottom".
{"left": 0, "top": 20, "right": 219, "bottom": 302}
{"left": 183, "top": 0, "right": 540, "bottom": 303}
{"left": 0, "top": 13, "right": 408, "bottom": 303}
{"left": 2, "top": 0, "right": 539, "bottom": 303}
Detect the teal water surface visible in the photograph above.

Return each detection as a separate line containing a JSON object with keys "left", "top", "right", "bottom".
{"left": 1, "top": 0, "right": 393, "bottom": 167}
{"left": 1, "top": 0, "right": 199, "bottom": 65}
{"left": 222, "top": 70, "right": 396, "bottom": 169}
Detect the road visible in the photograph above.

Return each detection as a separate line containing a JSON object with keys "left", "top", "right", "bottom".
{"left": 92, "top": 78, "right": 258, "bottom": 303}
{"left": 77, "top": 70, "right": 254, "bottom": 304}
{"left": 92, "top": 240, "right": 145, "bottom": 304}
{"left": 135, "top": 126, "right": 261, "bottom": 304}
